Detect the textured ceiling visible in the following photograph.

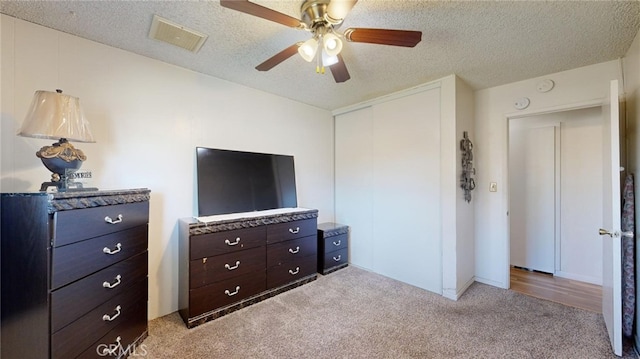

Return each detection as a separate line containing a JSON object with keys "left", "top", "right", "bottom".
{"left": 2, "top": 1, "right": 639, "bottom": 111}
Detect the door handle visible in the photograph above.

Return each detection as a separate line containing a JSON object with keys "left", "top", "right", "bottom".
{"left": 599, "top": 228, "right": 614, "bottom": 237}
{"left": 598, "top": 228, "right": 634, "bottom": 238}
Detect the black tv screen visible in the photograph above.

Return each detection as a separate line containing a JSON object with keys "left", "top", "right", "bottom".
{"left": 196, "top": 147, "right": 298, "bottom": 216}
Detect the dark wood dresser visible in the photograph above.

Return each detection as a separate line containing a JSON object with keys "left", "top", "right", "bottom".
{"left": 1, "top": 188, "right": 150, "bottom": 358}
{"left": 179, "top": 208, "right": 318, "bottom": 328}
{"left": 317, "top": 222, "right": 349, "bottom": 274}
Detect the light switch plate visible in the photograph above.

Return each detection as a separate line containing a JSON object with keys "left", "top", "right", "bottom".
{"left": 490, "top": 182, "right": 497, "bottom": 192}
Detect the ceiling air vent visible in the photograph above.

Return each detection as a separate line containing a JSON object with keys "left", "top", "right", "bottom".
{"left": 149, "top": 15, "right": 208, "bottom": 53}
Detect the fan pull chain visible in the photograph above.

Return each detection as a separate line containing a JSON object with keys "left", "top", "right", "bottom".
{"left": 315, "top": 49, "right": 325, "bottom": 74}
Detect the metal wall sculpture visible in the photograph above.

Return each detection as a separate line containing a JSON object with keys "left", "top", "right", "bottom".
{"left": 460, "top": 131, "right": 475, "bottom": 203}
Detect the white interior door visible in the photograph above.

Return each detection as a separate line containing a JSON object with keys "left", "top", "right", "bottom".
{"left": 509, "top": 124, "right": 556, "bottom": 273}
{"left": 600, "top": 79, "right": 622, "bottom": 356}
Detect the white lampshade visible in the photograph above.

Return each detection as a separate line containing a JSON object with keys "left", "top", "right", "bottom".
{"left": 322, "top": 51, "right": 339, "bottom": 67}
{"left": 298, "top": 38, "right": 318, "bottom": 62}
{"left": 323, "top": 33, "right": 343, "bottom": 57}
{"left": 18, "top": 90, "right": 95, "bottom": 143}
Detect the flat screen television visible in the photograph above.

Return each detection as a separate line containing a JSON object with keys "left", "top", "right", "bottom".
{"left": 196, "top": 147, "right": 298, "bottom": 216}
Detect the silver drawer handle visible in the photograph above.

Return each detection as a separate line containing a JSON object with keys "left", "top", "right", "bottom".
{"left": 288, "top": 227, "right": 300, "bottom": 234}
{"left": 101, "top": 336, "right": 121, "bottom": 355}
{"left": 102, "top": 305, "right": 121, "bottom": 322}
{"left": 333, "top": 254, "right": 342, "bottom": 262}
{"left": 103, "top": 274, "right": 122, "bottom": 289}
{"left": 104, "top": 214, "right": 123, "bottom": 224}
{"left": 103, "top": 243, "right": 122, "bottom": 255}
{"left": 289, "top": 267, "right": 300, "bottom": 275}
{"left": 289, "top": 246, "right": 300, "bottom": 254}
{"left": 225, "top": 237, "right": 241, "bottom": 246}
{"left": 225, "top": 286, "right": 240, "bottom": 296}
{"left": 225, "top": 261, "right": 240, "bottom": 270}
{"left": 332, "top": 240, "right": 341, "bottom": 246}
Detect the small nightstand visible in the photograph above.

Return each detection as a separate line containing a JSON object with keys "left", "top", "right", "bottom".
{"left": 317, "top": 222, "right": 349, "bottom": 274}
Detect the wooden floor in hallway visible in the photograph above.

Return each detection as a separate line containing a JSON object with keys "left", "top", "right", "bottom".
{"left": 510, "top": 266, "right": 602, "bottom": 313}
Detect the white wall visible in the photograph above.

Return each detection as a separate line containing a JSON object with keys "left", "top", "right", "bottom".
{"left": 440, "top": 75, "right": 476, "bottom": 299}
{"left": 474, "top": 60, "right": 623, "bottom": 288}
{"left": 0, "top": 15, "right": 335, "bottom": 320}
{"left": 622, "top": 26, "right": 640, "bottom": 352}
{"left": 454, "top": 76, "right": 476, "bottom": 297}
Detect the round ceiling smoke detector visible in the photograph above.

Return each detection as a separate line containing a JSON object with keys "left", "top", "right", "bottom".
{"left": 536, "top": 79, "right": 555, "bottom": 93}
{"left": 514, "top": 97, "right": 530, "bottom": 110}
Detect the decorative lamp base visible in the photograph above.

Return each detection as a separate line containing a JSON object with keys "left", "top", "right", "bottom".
{"left": 36, "top": 138, "right": 96, "bottom": 192}
{"left": 39, "top": 181, "right": 98, "bottom": 193}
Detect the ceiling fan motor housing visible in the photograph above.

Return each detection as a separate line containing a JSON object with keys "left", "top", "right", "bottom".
{"left": 301, "top": 0, "right": 341, "bottom": 31}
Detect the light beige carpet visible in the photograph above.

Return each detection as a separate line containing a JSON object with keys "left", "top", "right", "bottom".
{"left": 139, "top": 266, "right": 635, "bottom": 358}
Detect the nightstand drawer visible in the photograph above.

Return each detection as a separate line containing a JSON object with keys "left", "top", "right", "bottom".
{"left": 322, "top": 248, "right": 348, "bottom": 270}
{"left": 267, "top": 235, "right": 317, "bottom": 267}
{"left": 322, "top": 233, "right": 348, "bottom": 254}
{"left": 190, "top": 246, "right": 265, "bottom": 288}
{"left": 266, "top": 219, "right": 316, "bottom": 244}
{"left": 190, "top": 271, "right": 266, "bottom": 317}
{"left": 190, "top": 226, "right": 265, "bottom": 259}
{"left": 51, "top": 277, "right": 147, "bottom": 359}
{"left": 53, "top": 202, "right": 149, "bottom": 247}
{"left": 267, "top": 255, "right": 316, "bottom": 289}
{"left": 51, "top": 225, "right": 148, "bottom": 289}
{"left": 51, "top": 251, "right": 148, "bottom": 333}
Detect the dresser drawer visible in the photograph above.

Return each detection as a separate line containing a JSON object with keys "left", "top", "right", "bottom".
{"left": 78, "top": 301, "right": 147, "bottom": 359}
{"left": 322, "top": 247, "right": 348, "bottom": 270}
{"left": 51, "top": 225, "right": 148, "bottom": 289}
{"left": 322, "top": 233, "right": 348, "bottom": 254}
{"left": 52, "top": 251, "right": 148, "bottom": 333}
{"left": 190, "top": 226, "right": 265, "bottom": 260}
{"left": 189, "top": 271, "right": 266, "bottom": 317}
{"left": 190, "top": 246, "right": 265, "bottom": 289}
{"left": 51, "top": 277, "right": 147, "bottom": 359}
{"left": 266, "top": 219, "right": 316, "bottom": 244}
{"left": 267, "top": 235, "right": 317, "bottom": 267}
{"left": 53, "top": 202, "right": 149, "bottom": 247}
{"left": 267, "top": 255, "right": 316, "bottom": 289}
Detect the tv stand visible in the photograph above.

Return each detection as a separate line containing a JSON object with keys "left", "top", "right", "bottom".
{"left": 178, "top": 208, "right": 318, "bottom": 328}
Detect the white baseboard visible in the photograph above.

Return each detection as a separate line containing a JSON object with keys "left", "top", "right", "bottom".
{"left": 442, "top": 277, "right": 476, "bottom": 300}
{"left": 474, "top": 276, "right": 508, "bottom": 289}
{"left": 554, "top": 271, "right": 601, "bottom": 285}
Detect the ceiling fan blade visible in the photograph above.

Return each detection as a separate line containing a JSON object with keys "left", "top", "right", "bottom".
{"left": 255, "top": 44, "right": 299, "bottom": 71}
{"left": 220, "top": 0, "right": 303, "bottom": 29}
{"left": 344, "top": 28, "right": 422, "bottom": 47}
{"left": 326, "top": 0, "right": 358, "bottom": 22}
{"left": 330, "top": 54, "right": 350, "bottom": 83}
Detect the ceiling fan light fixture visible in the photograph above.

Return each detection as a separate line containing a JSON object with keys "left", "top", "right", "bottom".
{"left": 321, "top": 51, "right": 338, "bottom": 67}
{"left": 298, "top": 37, "right": 318, "bottom": 62}
{"left": 323, "top": 32, "right": 342, "bottom": 56}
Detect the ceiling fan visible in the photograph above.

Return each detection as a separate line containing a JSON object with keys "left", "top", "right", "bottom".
{"left": 220, "top": 0, "right": 422, "bottom": 83}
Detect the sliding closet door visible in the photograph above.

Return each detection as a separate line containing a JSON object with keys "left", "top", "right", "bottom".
{"left": 372, "top": 89, "right": 441, "bottom": 292}
{"left": 335, "top": 107, "right": 375, "bottom": 270}
{"left": 335, "top": 87, "right": 442, "bottom": 294}
{"left": 509, "top": 124, "right": 556, "bottom": 274}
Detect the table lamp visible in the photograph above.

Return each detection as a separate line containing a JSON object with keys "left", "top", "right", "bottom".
{"left": 18, "top": 89, "right": 96, "bottom": 191}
